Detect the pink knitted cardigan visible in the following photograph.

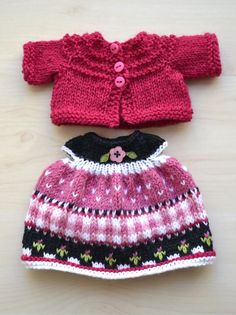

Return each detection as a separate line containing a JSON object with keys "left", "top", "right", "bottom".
{"left": 22, "top": 32, "right": 221, "bottom": 128}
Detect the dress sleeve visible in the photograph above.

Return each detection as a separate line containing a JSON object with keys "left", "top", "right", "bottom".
{"left": 22, "top": 39, "right": 64, "bottom": 84}
{"left": 170, "top": 33, "right": 222, "bottom": 79}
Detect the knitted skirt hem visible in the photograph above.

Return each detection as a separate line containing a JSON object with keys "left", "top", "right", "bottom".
{"left": 21, "top": 252, "right": 216, "bottom": 280}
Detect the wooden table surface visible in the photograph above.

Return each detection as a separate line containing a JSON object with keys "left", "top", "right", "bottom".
{"left": 0, "top": 1, "right": 236, "bottom": 314}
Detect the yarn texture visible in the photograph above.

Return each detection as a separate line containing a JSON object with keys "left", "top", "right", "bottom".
{"left": 21, "top": 131, "right": 216, "bottom": 279}
{"left": 22, "top": 32, "right": 221, "bottom": 128}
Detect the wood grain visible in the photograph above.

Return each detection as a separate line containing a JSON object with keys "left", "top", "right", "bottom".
{"left": 0, "top": 1, "right": 236, "bottom": 314}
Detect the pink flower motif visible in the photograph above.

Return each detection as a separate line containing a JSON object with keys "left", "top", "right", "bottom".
{"left": 109, "top": 146, "right": 126, "bottom": 163}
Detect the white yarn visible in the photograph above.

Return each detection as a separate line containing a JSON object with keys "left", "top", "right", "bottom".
{"left": 22, "top": 255, "right": 215, "bottom": 280}
{"left": 61, "top": 142, "right": 169, "bottom": 175}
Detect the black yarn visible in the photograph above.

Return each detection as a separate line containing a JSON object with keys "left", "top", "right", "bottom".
{"left": 22, "top": 223, "right": 213, "bottom": 270}
{"left": 63, "top": 130, "right": 166, "bottom": 163}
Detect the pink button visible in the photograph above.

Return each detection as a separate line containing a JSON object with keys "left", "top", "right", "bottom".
{"left": 110, "top": 43, "right": 119, "bottom": 54}
{"left": 115, "top": 76, "right": 125, "bottom": 88}
{"left": 114, "top": 61, "right": 124, "bottom": 73}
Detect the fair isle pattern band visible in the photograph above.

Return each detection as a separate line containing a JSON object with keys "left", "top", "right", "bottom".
{"left": 35, "top": 156, "right": 196, "bottom": 212}
{"left": 21, "top": 220, "right": 215, "bottom": 279}
{"left": 61, "top": 142, "right": 168, "bottom": 175}
{"left": 22, "top": 253, "right": 216, "bottom": 280}
{"left": 31, "top": 186, "right": 201, "bottom": 216}
{"left": 25, "top": 188, "right": 207, "bottom": 246}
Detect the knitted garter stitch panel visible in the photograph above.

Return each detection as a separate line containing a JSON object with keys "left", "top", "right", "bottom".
{"left": 171, "top": 33, "right": 222, "bottom": 79}
{"left": 23, "top": 39, "right": 65, "bottom": 84}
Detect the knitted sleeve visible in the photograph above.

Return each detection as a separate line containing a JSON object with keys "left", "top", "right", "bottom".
{"left": 22, "top": 40, "right": 64, "bottom": 84}
{"left": 171, "top": 33, "right": 222, "bottom": 79}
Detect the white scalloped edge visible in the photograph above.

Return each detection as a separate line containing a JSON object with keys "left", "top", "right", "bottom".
{"left": 61, "top": 141, "right": 169, "bottom": 175}
{"left": 22, "top": 255, "right": 215, "bottom": 280}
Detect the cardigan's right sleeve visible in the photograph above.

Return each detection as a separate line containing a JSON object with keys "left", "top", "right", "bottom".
{"left": 22, "top": 40, "right": 64, "bottom": 85}
{"left": 170, "top": 33, "right": 222, "bottom": 79}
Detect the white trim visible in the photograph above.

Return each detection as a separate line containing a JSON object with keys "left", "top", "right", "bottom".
{"left": 22, "top": 255, "right": 215, "bottom": 280}
{"left": 61, "top": 142, "right": 169, "bottom": 175}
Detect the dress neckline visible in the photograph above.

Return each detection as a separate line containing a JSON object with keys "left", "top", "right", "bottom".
{"left": 62, "top": 131, "right": 167, "bottom": 164}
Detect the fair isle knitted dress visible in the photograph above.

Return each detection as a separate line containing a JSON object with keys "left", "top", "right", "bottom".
{"left": 21, "top": 131, "right": 215, "bottom": 279}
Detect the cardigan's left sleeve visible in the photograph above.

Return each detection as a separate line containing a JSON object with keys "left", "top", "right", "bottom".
{"left": 22, "top": 39, "right": 64, "bottom": 85}
{"left": 170, "top": 33, "right": 222, "bottom": 79}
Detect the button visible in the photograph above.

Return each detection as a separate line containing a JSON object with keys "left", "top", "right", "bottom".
{"left": 115, "top": 76, "right": 125, "bottom": 88}
{"left": 110, "top": 43, "right": 119, "bottom": 54}
{"left": 114, "top": 61, "right": 124, "bottom": 73}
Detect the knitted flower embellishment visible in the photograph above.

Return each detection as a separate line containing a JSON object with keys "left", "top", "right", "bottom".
{"left": 80, "top": 249, "right": 93, "bottom": 262}
{"left": 110, "top": 146, "right": 126, "bottom": 163}
{"left": 32, "top": 239, "right": 45, "bottom": 252}
{"left": 201, "top": 231, "right": 212, "bottom": 247}
{"left": 154, "top": 246, "right": 166, "bottom": 261}
{"left": 105, "top": 253, "right": 117, "bottom": 267}
{"left": 100, "top": 146, "right": 137, "bottom": 163}
{"left": 56, "top": 245, "right": 68, "bottom": 258}
{"left": 129, "top": 251, "right": 141, "bottom": 266}
{"left": 178, "top": 240, "right": 190, "bottom": 254}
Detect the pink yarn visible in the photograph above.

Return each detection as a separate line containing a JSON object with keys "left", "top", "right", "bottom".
{"left": 35, "top": 157, "right": 195, "bottom": 211}
{"left": 25, "top": 188, "right": 207, "bottom": 246}
{"left": 109, "top": 146, "right": 126, "bottom": 163}
{"left": 23, "top": 153, "right": 208, "bottom": 246}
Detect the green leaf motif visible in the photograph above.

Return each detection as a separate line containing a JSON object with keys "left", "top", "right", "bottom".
{"left": 105, "top": 256, "right": 117, "bottom": 266}
{"left": 126, "top": 151, "right": 138, "bottom": 159}
{"left": 33, "top": 241, "right": 45, "bottom": 252}
{"left": 201, "top": 236, "right": 212, "bottom": 247}
{"left": 183, "top": 247, "right": 188, "bottom": 254}
{"left": 154, "top": 251, "right": 166, "bottom": 261}
{"left": 206, "top": 239, "right": 212, "bottom": 247}
{"left": 100, "top": 153, "right": 109, "bottom": 163}
{"left": 80, "top": 253, "right": 92, "bottom": 262}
